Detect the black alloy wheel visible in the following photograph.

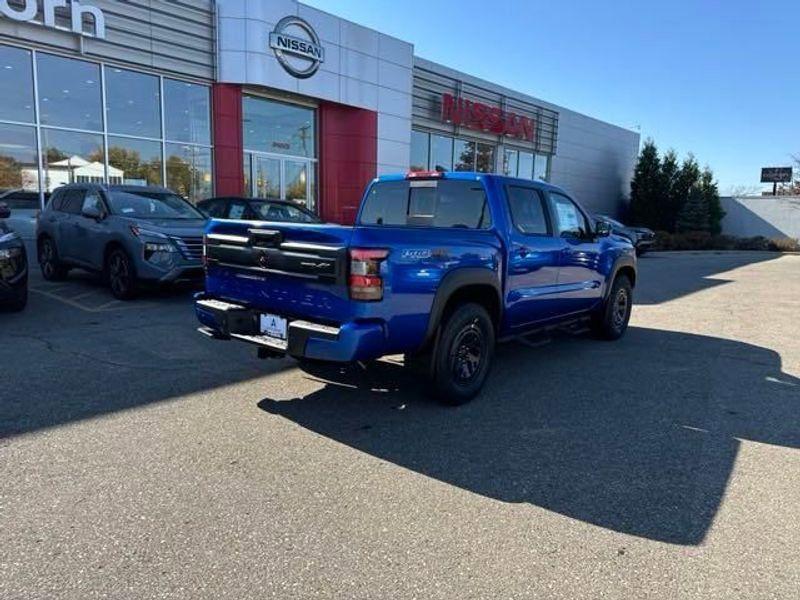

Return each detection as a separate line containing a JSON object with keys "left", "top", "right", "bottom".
{"left": 591, "top": 274, "right": 633, "bottom": 340}
{"left": 450, "top": 321, "right": 484, "bottom": 384}
{"left": 432, "top": 302, "right": 495, "bottom": 405}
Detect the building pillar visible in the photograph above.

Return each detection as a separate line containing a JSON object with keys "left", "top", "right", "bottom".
{"left": 212, "top": 83, "right": 243, "bottom": 197}
{"left": 318, "top": 101, "right": 377, "bottom": 224}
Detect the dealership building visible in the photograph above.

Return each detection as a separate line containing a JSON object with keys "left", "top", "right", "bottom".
{"left": 0, "top": 0, "right": 640, "bottom": 222}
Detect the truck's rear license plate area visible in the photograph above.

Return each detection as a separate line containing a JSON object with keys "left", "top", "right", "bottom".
{"left": 260, "top": 313, "right": 288, "bottom": 340}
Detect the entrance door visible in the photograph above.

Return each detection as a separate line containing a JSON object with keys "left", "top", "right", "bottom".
{"left": 253, "top": 156, "right": 281, "bottom": 199}
{"left": 246, "top": 153, "right": 316, "bottom": 213}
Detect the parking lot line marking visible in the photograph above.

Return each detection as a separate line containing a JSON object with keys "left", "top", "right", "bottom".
{"left": 30, "top": 287, "right": 158, "bottom": 313}
{"left": 67, "top": 290, "right": 103, "bottom": 301}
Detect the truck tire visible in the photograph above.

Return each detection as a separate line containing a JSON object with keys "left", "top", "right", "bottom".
{"left": 106, "top": 248, "right": 138, "bottom": 300}
{"left": 591, "top": 273, "right": 632, "bottom": 340}
{"left": 431, "top": 302, "right": 495, "bottom": 405}
{"left": 38, "top": 237, "right": 69, "bottom": 281}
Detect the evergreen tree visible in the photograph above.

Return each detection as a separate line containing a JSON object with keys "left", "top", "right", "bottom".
{"left": 700, "top": 167, "right": 724, "bottom": 235}
{"left": 676, "top": 184, "right": 710, "bottom": 233}
{"left": 659, "top": 150, "right": 680, "bottom": 231}
{"left": 627, "top": 140, "right": 722, "bottom": 234}
{"left": 629, "top": 140, "right": 661, "bottom": 228}
{"left": 671, "top": 155, "right": 701, "bottom": 232}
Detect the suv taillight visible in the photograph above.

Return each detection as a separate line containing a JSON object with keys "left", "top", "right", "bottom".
{"left": 349, "top": 248, "right": 389, "bottom": 301}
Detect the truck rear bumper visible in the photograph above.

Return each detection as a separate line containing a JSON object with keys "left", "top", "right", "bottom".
{"left": 194, "top": 293, "right": 385, "bottom": 362}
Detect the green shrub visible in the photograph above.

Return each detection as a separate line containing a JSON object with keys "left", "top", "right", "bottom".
{"left": 769, "top": 237, "right": 800, "bottom": 252}
{"left": 652, "top": 232, "right": 785, "bottom": 252}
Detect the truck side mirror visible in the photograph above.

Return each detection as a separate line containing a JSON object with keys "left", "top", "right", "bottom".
{"left": 595, "top": 220, "right": 612, "bottom": 237}
{"left": 0, "top": 203, "right": 10, "bottom": 219}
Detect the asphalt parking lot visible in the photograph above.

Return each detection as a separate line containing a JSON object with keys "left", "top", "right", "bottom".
{"left": 1, "top": 250, "right": 799, "bottom": 599}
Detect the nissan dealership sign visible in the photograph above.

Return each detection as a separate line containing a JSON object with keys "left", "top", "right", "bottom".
{"left": 269, "top": 16, "right": 324, "bottom": 79}
{"left": 0, "top": 0, "right": 106, "bottom": 38}
{"left": 441, "top": 93, "right": 536, "bottom": 142}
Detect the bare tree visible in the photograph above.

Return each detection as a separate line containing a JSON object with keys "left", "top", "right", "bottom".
{"left": 776, "top": 154, "right": 800, "bottom": 195}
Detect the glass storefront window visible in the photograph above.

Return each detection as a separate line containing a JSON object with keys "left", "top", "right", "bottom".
{"left": 105, "top": 67, "right": 161, "bottom": 138}
{"left": 518, "top": 151, "right": 534, "bottom": 179}
{"left": 0, "top": 124, "right": 39, "bottom": 190}
{"left": 307, "top": 166, "right": 316, "bottom": 213}
{"left": 285, "top": 161, "right": 308, "bottom": 203}
{"left": 0, "top": 46, "right": 34, "bottom": 124}
{"left": 108, "top": 137, "right": 163, "bottom": 186}
{"left": 410, "top": 130, "right": 429, "bottom": 171}
{"left": 430, "top": 134, "right": 453, "bottom": 171}
{"left": 243, "top": 96, "right": 315, "bottom": 158}
{"left": 453, "top": 138, "right": 476, "bottom": 171}
{"left": 0, "top": 44, "right": 213, "bottom": 204}
{"left": 476, "top": 143, "right": 495, "bottom": 173}
{"left": 243, "top": 155, "right": 252, "bottom": 197}
{"left": 503, "top": 149, "right": 519, "bottom": 177}
{"left": 164, "top": 79, "right": 211, "bottom": 145}
{"left": 166, "top": 143, "right": 212, "bottom": 201}
{"left": 41, "top": 128, "right": 104, "bottom": 192}
{"left": 37, "top": 54, "right": 103, "bottom": 131}
{"left": 534, "top": 154, "right": 549, "bottom": 180}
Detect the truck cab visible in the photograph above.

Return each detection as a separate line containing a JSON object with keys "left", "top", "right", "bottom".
{"left": 196, "top": 171, "right": 636, "bottom": 404}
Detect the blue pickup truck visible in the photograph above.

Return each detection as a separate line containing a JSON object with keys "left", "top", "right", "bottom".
{"left": 196, "top": 171, "right": 636, "bottom": 404}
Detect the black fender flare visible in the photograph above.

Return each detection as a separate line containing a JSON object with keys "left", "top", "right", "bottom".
{"left": 421, "top": 267, "right": 503, "bottom": 349}
{"left": 604, "top": 253, "right": 637, "bottom": 300}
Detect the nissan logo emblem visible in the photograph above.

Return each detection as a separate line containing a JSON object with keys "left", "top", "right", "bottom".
{"left": 269, "top": 16, "right": 325, "bottom": 79}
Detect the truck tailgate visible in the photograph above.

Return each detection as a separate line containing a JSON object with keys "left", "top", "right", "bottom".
{"left": 204, "top": 220, "right": 353, "bottom": 324}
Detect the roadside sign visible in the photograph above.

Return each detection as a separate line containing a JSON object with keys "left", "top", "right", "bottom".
{"left": 761, "top": 167, "right": 793, "bottom": 183}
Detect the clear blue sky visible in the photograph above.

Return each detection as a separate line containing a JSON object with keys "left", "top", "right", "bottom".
{"left": 305, "top": 0, "right": 799, "bottom": 194}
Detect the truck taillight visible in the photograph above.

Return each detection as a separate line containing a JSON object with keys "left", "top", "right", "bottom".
{"left": 349, "top": 248, "right": 388, "bottom": 301}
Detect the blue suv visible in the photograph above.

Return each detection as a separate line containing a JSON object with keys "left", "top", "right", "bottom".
{"left": 37, "top": 184, "right": 207, "bottom": 299}
{"left": 196, "top": 172, "right": 636, "bottom": 404}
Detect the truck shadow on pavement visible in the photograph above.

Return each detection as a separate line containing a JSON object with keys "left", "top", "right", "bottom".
{"left": 258, "top": 326, "right": 800, "bottom": 546}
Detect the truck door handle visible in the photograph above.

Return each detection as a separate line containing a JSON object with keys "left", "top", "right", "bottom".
{"left": 517, "top": 247, "right": 530, "bottom": 257}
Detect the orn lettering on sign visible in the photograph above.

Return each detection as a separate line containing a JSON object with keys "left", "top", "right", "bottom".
{"left": 0, "top": 0, "right": 105, "bottom": 38}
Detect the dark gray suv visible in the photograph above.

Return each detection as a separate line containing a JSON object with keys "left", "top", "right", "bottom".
{"left": 36, "top": 184, "right": 207, "bottom": 299}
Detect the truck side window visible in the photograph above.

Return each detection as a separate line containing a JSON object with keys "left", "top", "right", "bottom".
{"left": 549, "top": 192, "right": 590, "bottom": 238}
{"left": 506, "top": 186, "right": 549, "bottom": 235}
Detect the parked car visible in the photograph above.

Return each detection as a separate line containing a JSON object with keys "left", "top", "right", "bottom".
{"left": 596, "top": 214, "right": 655, "bottom": 255}
{"left": 195, "top": 171, "right": 637, "bottom": 405}
{"left": 0, "top": 202, "right": 28, "bottom": 311}
{"left": 36, "top": 184, "right": 207, "bottom": 300}
{"left": 0, "top": 189, "right": 49, "bottom": 241}
{"left": 197, "top": 197, "right": 322, "bottom": 223}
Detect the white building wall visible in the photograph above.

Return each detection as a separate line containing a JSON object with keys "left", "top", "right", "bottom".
{"left": 721, "top": 196, "right": 800, "bottom": 240}
{"left": 216, "top": 0, "right": 413, "bottom": 174}
{"left": 550, "top": 110, "right": 640, "bottom": 216}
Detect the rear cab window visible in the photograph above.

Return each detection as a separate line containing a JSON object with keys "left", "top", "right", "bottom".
{"left": 359, "top": 179, "right": 492, "bottom": 229}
